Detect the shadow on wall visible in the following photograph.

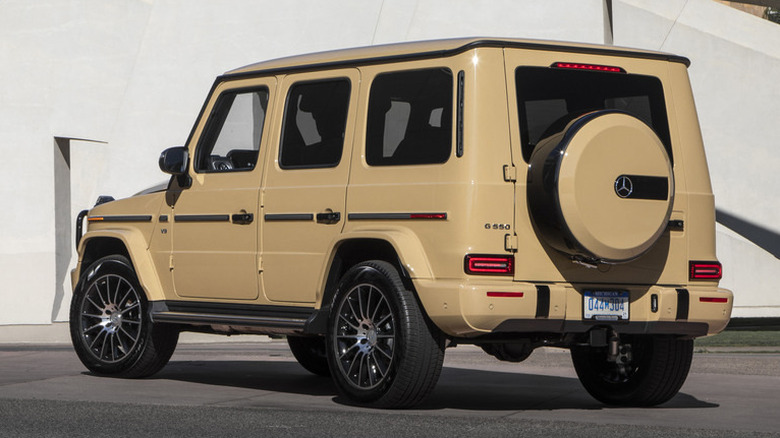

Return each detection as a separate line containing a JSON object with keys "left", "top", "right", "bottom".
{"left": 716, "top": 209, "right": 780, "bottom": 259}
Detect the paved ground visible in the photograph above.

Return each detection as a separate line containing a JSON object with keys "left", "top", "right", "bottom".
{"left": 1, "top": 340, "right": 779, "bottom": 437}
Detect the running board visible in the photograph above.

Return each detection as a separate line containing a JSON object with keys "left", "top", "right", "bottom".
{"left": 149, "top": 300, "right": 314, "bottom": 335}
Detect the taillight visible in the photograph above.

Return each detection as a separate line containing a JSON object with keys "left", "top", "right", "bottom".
{"left": 700, "top": 297, "right": 728, "bottom": 303}
{"left": 486, "top": 291, "right": 524, "bottom": 298}
{"left": 465, "top": 255, "right": 514, "bottom": 275}
{"left": 409, "top": 213, "right": 447, "bottom": 220}
{"left": 552, "top": 62, "right": 625, "bottom": 73}
{"left": 690, "top": 261, "right": 722, "bottom": 280}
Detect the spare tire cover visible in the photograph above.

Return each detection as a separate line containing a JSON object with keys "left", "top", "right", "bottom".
{"left": 527, "top": 110, "right": 673, "bottom": 263}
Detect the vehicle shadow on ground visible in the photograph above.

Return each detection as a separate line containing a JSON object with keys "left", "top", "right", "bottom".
{"left": 415, "top": 366, "right": 717, "bottom": 411}
{"left": 153, "top": 360, "right": 718, "bottom": 411}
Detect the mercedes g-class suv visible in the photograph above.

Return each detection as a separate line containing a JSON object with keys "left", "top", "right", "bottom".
{"left": 70, "top": 38, "right": 732, "bottom": 408}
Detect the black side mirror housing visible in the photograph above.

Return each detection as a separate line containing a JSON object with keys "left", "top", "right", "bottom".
{"left": 159, "top": 147, "right": 189, "bottom": 175}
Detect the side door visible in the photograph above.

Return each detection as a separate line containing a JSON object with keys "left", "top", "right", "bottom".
{"left": 167, "top": 78, "right": 275, "bottom": 300}
{"left": 261, "top": 69, "right": 358, "bottom": 304}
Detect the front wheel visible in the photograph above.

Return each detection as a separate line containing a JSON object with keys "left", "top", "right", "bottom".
{"left": 570, "top": 335, "right": 693, "bottom": 406}
{"left": 326, "top": 261, "right": 445, "bottom": 408}
{"left": 69, "top": 255, "right": 178, "bottom": 378}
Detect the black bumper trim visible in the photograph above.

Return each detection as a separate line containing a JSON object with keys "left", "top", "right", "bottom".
{"left": 492, "top": 319, "right": 709, "bottom": 337}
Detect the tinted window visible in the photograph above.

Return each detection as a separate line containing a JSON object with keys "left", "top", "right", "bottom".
{"left": 195, "top": 89, "right": 268, "bottom": 172}
{"left": 279, "top": 79, "right": 351, "bottom": 169}
{"left": 515, "top": 66, "right": 671, "bottom": 163}
{"left": 366, "top": 68, "right": 453, "bottom": 166}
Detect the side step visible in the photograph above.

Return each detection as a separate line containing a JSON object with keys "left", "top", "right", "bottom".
{"left": 149, "top": 300, "right": 315, "bottom": 335}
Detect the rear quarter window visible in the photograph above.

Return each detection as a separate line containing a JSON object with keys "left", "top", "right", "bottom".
{"left": 366, "top": 68, "right": 453, "bottom": 166}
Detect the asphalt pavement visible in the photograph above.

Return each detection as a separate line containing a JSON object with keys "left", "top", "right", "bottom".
{"left": 1, "top": 340, "right": 778, "bottom": 437}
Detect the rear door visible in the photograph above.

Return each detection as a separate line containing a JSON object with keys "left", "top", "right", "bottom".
{"left": 504, "top": 49, "right": 687, "bottom": 285}
{"left": 261, "top": 69, "right": 358, "bottom": 304}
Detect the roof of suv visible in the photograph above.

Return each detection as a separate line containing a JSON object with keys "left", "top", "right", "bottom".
{"left": 225, "top": 37, "right": 690, "bottom": 77}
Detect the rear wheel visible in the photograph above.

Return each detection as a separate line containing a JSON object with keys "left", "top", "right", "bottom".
{"left": 570, "top": 335, "right": 693, "bottom": 406}
{"left": 287, "top": 336, "right": 330, "bottom": 377}
{"left": 70, "top": 255, "right": 178, "bottom": 378}
{"left": 326, "top": 261, "right": 445, "bottom": 408}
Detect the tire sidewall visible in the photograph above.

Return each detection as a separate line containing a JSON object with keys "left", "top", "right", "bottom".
{"left": 325, "top": 263, "right": 407, "bottom": 404}
{"left": 69, "top": 255, "right": 152, "bottom": 375}
{"left": 571, "top": 335, "right": 692, "bottom": 406}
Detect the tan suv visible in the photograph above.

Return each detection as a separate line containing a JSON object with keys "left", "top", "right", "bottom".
{"left": 70, "top": 38, "right": 732, "bottom": 408}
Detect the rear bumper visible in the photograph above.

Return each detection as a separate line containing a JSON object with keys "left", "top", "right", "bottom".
{"left": 414, "top": 278, "right": 732, "bottom": 338}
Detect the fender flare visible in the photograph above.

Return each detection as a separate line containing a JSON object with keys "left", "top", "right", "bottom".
{"left": 326, "top": 229, "right": 434, "bottom": 282}
{"left": 76, "top": 229, "right": 166, "bottom": 302}
{"left": 304, "top": 229, "right": 435, "bottom": 335}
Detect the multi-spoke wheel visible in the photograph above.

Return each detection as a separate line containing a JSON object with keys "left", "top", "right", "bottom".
{"left": 570, "top": 335, "right": 693, "bottom": 406}
{"left": 333, "top": 282, "right": 396, "bottom": 389}
{"left": 70, "top": 255, "right": 178, "bottom": 378}
{"left": 326, "top": 261, "right": 444, "bottom": 408}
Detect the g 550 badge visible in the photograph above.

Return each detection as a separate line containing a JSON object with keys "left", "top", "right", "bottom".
{"left": 485, "top": 223, "right": 511, "bottom": 231}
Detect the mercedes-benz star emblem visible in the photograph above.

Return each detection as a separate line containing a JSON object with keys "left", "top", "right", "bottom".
{"left": 614, "top": 175, "right": 633, "bottom": 198}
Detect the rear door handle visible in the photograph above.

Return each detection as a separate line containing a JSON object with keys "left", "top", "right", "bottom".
{"left": 231, "top": 213, "right": 254, "bottom": 224}
{"left": 316, "top": 211, "right": 341, "bottom": 224}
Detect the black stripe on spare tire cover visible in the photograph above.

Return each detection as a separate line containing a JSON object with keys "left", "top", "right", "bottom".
{"left": 614, "top": 175, "right": 669, "bottom": 201}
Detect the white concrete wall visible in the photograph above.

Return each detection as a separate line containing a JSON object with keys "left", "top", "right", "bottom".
{"left": 0, "top": 0, "right": 776, "bottom": 334}
{"left": 613, "top": 0, "right": 780, "bottom": 317}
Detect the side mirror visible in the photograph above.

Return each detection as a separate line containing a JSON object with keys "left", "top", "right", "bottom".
{"left": 159, "top": 147, "right": 189, "bottom": 175}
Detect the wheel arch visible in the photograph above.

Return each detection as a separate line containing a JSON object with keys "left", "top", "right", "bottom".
{"left": 76, "top": 230, "right": 166, "bottom": 302}
{"left": 304, "top": 231, "right": 435, "bottom": 335}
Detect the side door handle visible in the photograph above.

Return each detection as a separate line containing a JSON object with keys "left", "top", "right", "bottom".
{"left": 231, "top": 213, "right": 254, "bottom": 225}
{"left": 316, "top": 211, "right": 341, "bottom": 224}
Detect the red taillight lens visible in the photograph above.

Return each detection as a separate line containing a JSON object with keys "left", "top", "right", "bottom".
{"left": 465, "top": 255, "right": 514, "bottom": 275}
{"left": 486, "top": 291, "right": 524, "bottom": 298}
{"left": 409, "top": 213, "right": 447, "bottom": 220}
{"left": 690, "top": 261, "right": 722, "bottom": 280}
{"left": 700, "top": 297, "right": 728, "bottom": 303}
{"left": 552, "top": 62, "right": 625, "bottom": 73}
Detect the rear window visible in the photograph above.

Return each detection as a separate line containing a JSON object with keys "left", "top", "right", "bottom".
{"left": 515, "top": 66, "right": 672, "bottom": 163}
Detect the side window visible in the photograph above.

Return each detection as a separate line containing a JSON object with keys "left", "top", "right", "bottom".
{"left": 366, "top": 68, "right": 453, "bottom": 166}
{"left": 279, "top": 79, "right": 351, "bottom": 169}
{"left": 195, "top": 88, "right": 269, "bottom": 172}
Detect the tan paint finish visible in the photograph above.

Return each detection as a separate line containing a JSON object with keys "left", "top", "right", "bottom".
{"left": 556, "top": 113, "right": 674, "bottom": 261}
{"left": 167, "top": 77, "right": 276, "bottom": 301}
{"left": 73, "top": 38, "right": 731, "bottom": 339}
{"left": 74, "top": 193, "right": 167, "bottom": 301}
{"left": 261, "top": 69, "right": 359, "bottom": 304}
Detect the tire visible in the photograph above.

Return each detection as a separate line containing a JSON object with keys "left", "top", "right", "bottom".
{"left": 287, "top": 336, "right": 330, "bottom": 377}
{"left": 326, "top": 261, "right": 445, "bottom": 408}
{"left": 527, "top": 110, "right": 674, "bottom": 262}
{"left": 570, "top": 335, "right": 693, "bottom": 406}
{"left": 69, "top": 255, "right": 179, "bottom": 378}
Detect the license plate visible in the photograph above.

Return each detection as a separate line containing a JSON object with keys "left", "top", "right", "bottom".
{"left": 583, "top": 290, "right": 629, "bottom": 321}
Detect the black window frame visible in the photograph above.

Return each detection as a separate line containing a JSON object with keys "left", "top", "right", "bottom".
{"left": 365, "top": 67, "right": 454, "bottom": 167}
{"left": 278, "top": 77, "right": 352, "bottom": 170}
{"left": 193, "top": 86, "right": 270, "bottom": 174}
